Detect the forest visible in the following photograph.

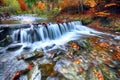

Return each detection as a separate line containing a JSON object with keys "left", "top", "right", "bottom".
{"left": 0, "top": 0, "right": 120, "bottom": 80}
{"left": 0, "top": 0, "right": 120, "bottom": 31}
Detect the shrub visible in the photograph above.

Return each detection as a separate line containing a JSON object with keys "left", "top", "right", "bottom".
{"left": 82, "top": 17, "right": 93, "bottom": 24}
{"left": 1, "top": 0, "right": 21, "bottom": 15}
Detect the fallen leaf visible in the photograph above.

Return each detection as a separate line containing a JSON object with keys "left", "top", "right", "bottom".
{"left": 105, "top": 3, "right": 117, "bottom": 7}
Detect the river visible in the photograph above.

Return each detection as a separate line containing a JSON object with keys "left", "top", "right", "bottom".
{"left": 0, "top": 15, "right": 120, "bottom": 80}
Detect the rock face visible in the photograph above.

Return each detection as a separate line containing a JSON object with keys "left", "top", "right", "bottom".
{"left": 0, "top": 28, "right": 12, "bottom": 47}
{"left": 0, "top": 24, "right": 31, "bottom": 47}
{"left": 0, "top": 27, "right": 9, "bottom": 41}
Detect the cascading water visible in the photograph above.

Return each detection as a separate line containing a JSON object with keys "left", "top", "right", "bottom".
{"left": 9, "top": 21, "right": 102, "bottom": 54}
{"left": 12, "top": 21, "right": 98, "bottom": 44}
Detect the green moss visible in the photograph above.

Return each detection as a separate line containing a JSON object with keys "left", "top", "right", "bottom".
{"left": 39, "top": 14, "right": 47, "bottom": 18}
{"left": 82, "top": 18, "right": 93, "bottom": 24}
{"left": 38, "top": 64, "right": 57, "bottom": 76}
{"left": 115, "top": 26, "right": 120, "bottom": 30}
{"left": 74, "top": 17, "right": 82, "bottom": 21}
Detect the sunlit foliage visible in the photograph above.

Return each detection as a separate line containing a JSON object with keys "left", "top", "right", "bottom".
{"left": 37, "top": 1, "right": 46, "bottom": 11}
{"left": 1, "top": 0, "right": 21, "bottom": 14}
{"left": 18, "top": 0, "right": 28, "bottom": 11}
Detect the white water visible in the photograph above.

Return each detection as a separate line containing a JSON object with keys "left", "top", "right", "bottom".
{"left": 11, "top": 21, "right": 102, "bottom": 54}
{"left": 30, "top": 65, "right": 41, "bottom": 80}
{"left": 12, "top": 14, "right": 47, "bottom": 24}
{"left": 12, "top": 21, "right": 99, "bottom": 43}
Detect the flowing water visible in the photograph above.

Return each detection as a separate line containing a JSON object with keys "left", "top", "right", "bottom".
{"left": 0, "top": 15, "right": 120, "bottom": 80}
{"left": 10, "top": 21, "right": 101, "bottom": 54}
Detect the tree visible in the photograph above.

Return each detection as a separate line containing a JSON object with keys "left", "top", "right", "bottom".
{"left": 78, "top": 0, "right": 84, "bottom": 13}
{"left": 18, "top": 0, "right": 28, "bottom": 11}
{"left": 1, "top": 0, "right": 21, "bottom": 14}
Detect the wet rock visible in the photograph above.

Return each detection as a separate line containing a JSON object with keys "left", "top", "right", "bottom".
{"left": 0, "top": 50, "right": 4, "bottom": 54}
{"left": 0, "top": 35, "right": 12, "bottom": 47}
{"left": 23, "top": 46, "right": 31, "bottom": 50}
{"left": 0, "top": 58, "right": 7, "bottom": 63}
{"left": 87, "top": 66, "right": 104, "bottom": 80}
{"left": 37, "top": 57, "right": 52, "bottom": 64}
{"left": 0, "top": 24, "right": 30, "bottom": 29}
{"left": 54, "top": 59, "right": 86, "bottom": 80}
{"left": 17, "top": 51, "right": 44, "bottom": 61}
{"left": 46, "top": 76, "right": 59, "bottom": 80}
{"left": 6, "top": 44, "right": 22, "bottom": 51}
{"left": 49, "top": 48, "right": 66, "bottom": 58}
{"left": 0, "top": 62, "right": 4, "bottom": 69}
{"left": 45, "top": 44, "right": 56, "bottom": 51}
{"left": 99, "top": 64, "right": 118, "bottom": 80}
{"left": 39, "top": 64, "right": 57, "bottom": 77}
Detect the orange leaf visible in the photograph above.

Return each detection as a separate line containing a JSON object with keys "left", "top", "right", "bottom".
{"left": 99, "top": 42, "right": 109, "bottom": 47}
{"left": 74, "top": 59, "right": 81, "bottom": 64}
{"left": 95, "top": 11, "right": 110, "bottom": 17}
{"left": 104, "top": 3, "right": 117, "bottom": 7}
{"left": 38, "top": 1, "right": 45, "bottom": 10}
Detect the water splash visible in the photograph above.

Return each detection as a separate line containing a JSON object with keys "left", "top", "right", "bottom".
{"left": 12, "top": 21, "right": 98, "bottom": 43}
{"left": 11, "top": 21, "right": 101, "bottom": 54}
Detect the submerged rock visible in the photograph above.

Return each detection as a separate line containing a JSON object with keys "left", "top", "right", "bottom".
{"left": 6, "top": 44, "right": 22, "bottom": 51}
{"left": 54, "top": 59, "right": 87, "bottom": 80}
{"left": 23, "top": 46, "right": 31, "bottom": 50}
{"left": 46, "top": 76, "right": 59, "bottom": 80}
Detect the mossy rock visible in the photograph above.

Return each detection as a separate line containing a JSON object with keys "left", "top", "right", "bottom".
{"left": 39, "top": 64, "right": 57, "bottom": 77}
{"left": 82, "top": 18, "right": 93, "bottom": 25}
{"left": 74, "top": 17, "right": 82, "bottom": 21}
{"left": 115, "top": 26, "right": 120, "bottom": 31}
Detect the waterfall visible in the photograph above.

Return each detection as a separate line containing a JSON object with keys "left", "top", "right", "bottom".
{"left": 12, "top": 21, "right": 98, "bottom": 44}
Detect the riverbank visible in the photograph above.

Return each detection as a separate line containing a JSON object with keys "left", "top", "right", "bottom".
{"left": 56, "top": 13, "right": 120, "bottom": 35}
{"left": 55, "top": 3, "right": 120, "bottom": 35}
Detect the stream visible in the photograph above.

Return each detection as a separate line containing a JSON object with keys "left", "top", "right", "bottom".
{"left": 0, "top": 15, "right": 120, "bottom": 80}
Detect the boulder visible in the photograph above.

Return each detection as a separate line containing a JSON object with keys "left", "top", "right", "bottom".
{"left": 0, "top": 35, "right": 12, "bottom": 47}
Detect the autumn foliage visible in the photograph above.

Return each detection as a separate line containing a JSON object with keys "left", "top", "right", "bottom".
{"left": 0, "top": 0, "right": 5, "bottom": 6}
{"left": 60, "top": 0, "right": 79, "bottom": 9}
{"left": 18, "top": 0, "right": 28, "bottom": 11}
{"left": 37, "top": 1, "right": 45, "bottom": 11}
